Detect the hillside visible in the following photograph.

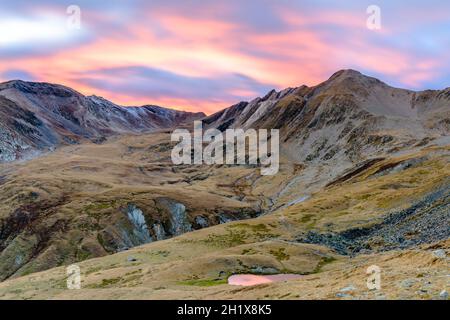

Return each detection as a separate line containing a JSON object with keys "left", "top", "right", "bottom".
{"left": 0, "top": 142, "right": 448, "bottom": 299}
{"left": 0, "top": 80, "right": 205, "bottom": 162}
{"left": 205, "top": 70, "right": 449, "bottom": 165}
{"left": 0, "top": 70, "right": 448, "bottom": 299}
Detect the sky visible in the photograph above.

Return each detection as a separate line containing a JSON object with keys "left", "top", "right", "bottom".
{"left": 0, "top": 0, "right": 449, "bottom": 114}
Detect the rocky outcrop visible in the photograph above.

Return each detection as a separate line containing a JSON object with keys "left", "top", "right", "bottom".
{"left": 125, "top": 204, "right": 153, "bottom": 245}
{"left": 296, "top": 184, "right": 450, "bottom": 255}
{"left": 0, "top": 193, "right": 258, "bottom": 280}
{"left": 155, "top": 198, "right": 192, "bottom": 236}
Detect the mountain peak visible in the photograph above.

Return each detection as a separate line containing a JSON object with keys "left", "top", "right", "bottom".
{"left": 320, "top": 69, "right": 385, "bottom": 91}
{"left": 0, "top": 80, "right": 205, "bottom": 162}
{"left": 328, "top": 69, "right": 363, "bottom": 80}
{"left": 0, "top": 79, "right": 80, "bottom": 98}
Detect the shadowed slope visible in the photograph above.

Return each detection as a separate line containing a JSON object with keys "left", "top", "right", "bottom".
{"left": 0, "top": 80, "right": 205, "bottom": 162}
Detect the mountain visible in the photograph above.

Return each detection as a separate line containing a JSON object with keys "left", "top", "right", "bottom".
{"left": 0, "top": 71, "right": 448, "bottom": 299}
{"left": 0, "top": 80, "right": 205, "bottom": 162}
{"left": 204, "top": 69, "right": 449, "bottom": 165}
{"left": 0, "top": 133, "right": 448, "bottom": 299}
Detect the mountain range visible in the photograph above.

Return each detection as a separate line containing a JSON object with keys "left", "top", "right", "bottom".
{"left": 1, "top": 70, "right": 449, "bottom": 164}
{"left": 205, "top": 69, "right": 449, "bottom": 164}
{"left": 0, "top": 80, "right": 204, "bottom": 162}
{"left": 0, "top": 70, "right": 448, "bottom": 300}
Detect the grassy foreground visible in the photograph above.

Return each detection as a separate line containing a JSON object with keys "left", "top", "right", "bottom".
{"left": 0, "top": 142, "right": 448, "bottom": 300}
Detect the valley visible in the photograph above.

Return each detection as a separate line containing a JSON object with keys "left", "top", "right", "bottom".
{"left": 0, "top": 70, "right": 448, "bottom": 299}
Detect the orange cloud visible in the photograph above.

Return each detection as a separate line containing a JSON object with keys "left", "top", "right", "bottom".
{"left": 1, "top": 2, "right": 448, "bottom": 114}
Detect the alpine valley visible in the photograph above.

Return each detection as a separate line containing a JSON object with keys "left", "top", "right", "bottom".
{"left": 0, "top": 70, "right": 448, "bottom": 300}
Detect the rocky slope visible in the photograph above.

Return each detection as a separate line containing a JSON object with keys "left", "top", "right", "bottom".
{"left": 205, "top": 69, "right": 449, "bottom": 165}
{"left": 0, "top": 80, "right": 205, "bottom": 162}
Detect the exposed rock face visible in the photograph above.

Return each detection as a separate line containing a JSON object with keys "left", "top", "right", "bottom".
{"left": 155, "top": 198, "right": 192, "bottom": 236}
{"left": 0, "top": 191, "right": 258, "bottom": 280}
{"left": 195, "top": 216, "right": 209, "bottom": 228}
{"left": 0, "top": 80, "right": 205, "bottom": 162}
{"left": 152, "top": 223, "right": 166, "bottom": 241}
{"left": 125, "top": 204, "right": 153, "bottom": 245}
{"left": 93, "top": 200, "right": 193, "bottom": 254}
{"left": 0, "top": 95, "right": 57, "bottom": 162}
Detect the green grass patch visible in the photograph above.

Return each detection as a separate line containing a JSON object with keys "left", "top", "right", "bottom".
{"left": 313, "top": 256, "right": 337, "bottom": 273}
{"left": 241, "top": 248, "right": 257, "bottom": 255}
{"left": 270, "top": 248, "right": 290, "bottom": 261}
{"left": 202, "top": 229, "right": 249, "bottom": 248}
{"left": 229, "top": 223, "right": 270, "bottom": 233}
{"left": 299, "top": 214, "right": 314, "bottom": 223}
{"left": 88, "top": 277, "right": 123, "bottom": 288}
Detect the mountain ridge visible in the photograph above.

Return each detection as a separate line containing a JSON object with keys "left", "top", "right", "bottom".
{"left": 1, "top": 70, "right": 449, "bottom": 164}
{"left": 204, "top": 69, "right": 449, "bottom": 166}
{"left": 0, "top": 80, "right": 205, "bottom": 162}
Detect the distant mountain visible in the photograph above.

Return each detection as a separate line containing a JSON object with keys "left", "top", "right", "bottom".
{"left": 0, "top": 80, "right": 205, "bottom": 162}
{"left": 204, "top": 69, "right": 450, "bottom": 164}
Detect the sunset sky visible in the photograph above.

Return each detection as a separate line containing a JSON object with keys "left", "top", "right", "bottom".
{"left": 0, "top": 0, "right": 449, "bottom": 114}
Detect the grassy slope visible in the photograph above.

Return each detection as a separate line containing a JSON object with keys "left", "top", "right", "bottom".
{"left": 0, "top": 131, "right": 317, "bottom": 280}
{"left": 0, "top": 143, "right": 448, "bottom": 300}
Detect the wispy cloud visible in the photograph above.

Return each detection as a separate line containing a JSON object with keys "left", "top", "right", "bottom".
{"left": 73, "top": 66, "right": 274, "bottom": 114}
{"left": 0, "top": 0, "right": 449, "bottom": 113}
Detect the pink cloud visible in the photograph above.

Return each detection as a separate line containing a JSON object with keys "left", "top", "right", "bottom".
{"left": 1, "top": 2, "right": 448, "bottom": 114}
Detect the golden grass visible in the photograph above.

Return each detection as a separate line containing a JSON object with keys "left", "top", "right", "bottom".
{"left": 0, "top": 134, "right": 448, "bottom": 299}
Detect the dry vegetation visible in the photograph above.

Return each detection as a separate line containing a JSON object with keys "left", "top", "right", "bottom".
{"left": 0, "top": 134, "right": 448, "bottom": 299}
